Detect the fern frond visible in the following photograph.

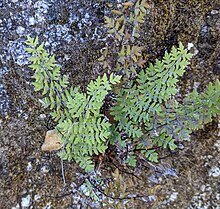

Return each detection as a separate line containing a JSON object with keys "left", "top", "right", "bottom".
{"left": 25, "top": 36, "right": 70, "bottom": 122}
{"left": 144, "top": 79, "right": 220, "bottom": 147}
{"left": 111, "top": 43, "right": 192, "bottom": 138}
{"left": 26, "top": 35, "right": 220, "bottom": 171}
{"left": 26, "top": 36, "right": 121, "bottom": 172}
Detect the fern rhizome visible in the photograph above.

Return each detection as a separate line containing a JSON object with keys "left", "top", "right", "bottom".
{"left": 25, "top": 36, "right": 220, "bottom": 171}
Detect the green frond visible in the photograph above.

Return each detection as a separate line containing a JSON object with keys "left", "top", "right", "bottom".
{"left": 26, "top": 34, "right": 220, "bottom": 172}
{"left": 111, "top": 43, "right": 192, "bottom": 140}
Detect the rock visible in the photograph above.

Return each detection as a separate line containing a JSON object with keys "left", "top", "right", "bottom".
{"left": 168, "top": 192, "right": 178, "bottom": 202}
{"left": 26, "top": 162, "right": 32, "bottom": 171}
{"left": 211, "top": 10, "right": 219, "bottom": 15}
{"left": 40, "top": 165, "right": 50, "bottom": 173}
{"left": 208, "top": 166, "right": 220, "bottom": 177}
{"left": 21, "top": 194, "right": 31, "bottom": 208}
{"left": 16, "top": 26, "right": 25, "bottom": 36}
{"left": 41, "top": 129, "right": 62, "bottom": 152}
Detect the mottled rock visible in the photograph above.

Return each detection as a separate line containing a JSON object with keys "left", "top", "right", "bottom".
{"left": 0, "top": 0, "right": 220, "bottom": 208}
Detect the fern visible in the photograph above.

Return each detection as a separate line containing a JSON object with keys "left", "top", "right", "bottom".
{"left": 58, "top": 74, "right": 121, "bottom": 171}
{"left": 99, "top": 0, "right": 150, "bottom": 77}
{"left": 146, "top": 79, "right": 220, "bottom": 146}
{"left": 110, "top": 43, "right": 220, "bottom": 162}
{"left": 25, "top": 36, "right": 121, "bottom": 172}
{"left": 111, "top": 43, "right": 192, "bottom": 137}
{"left": 25, "top": 36, "right": 70, "bottom": 121}
{"left": 26, "top": 36, "right": 220, "bottom": 170}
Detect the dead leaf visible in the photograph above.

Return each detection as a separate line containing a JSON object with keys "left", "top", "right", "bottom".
{"left": 112, "top": 10, "right": 123, "bottom": 15}
{"left": 122, "top": 1, "right": 133, "bottom": 7}
{"left": 41, "top": 129, "right": 63, "bottom": 152}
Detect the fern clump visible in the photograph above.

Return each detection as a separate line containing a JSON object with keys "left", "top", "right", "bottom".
{"left": 25, "top": 36, "right": 121, "bottom": 172}
{"left": 25, "top": 36, "right": 220, "bottom": 171}
{"left": 111, "top": 43, "right": 192, "bottom": 138}
{"left": 58, "top": 74, "right": 121, "bottom": 171}
{"left": 110, "top": 43, "right": 220, "bottom": 165}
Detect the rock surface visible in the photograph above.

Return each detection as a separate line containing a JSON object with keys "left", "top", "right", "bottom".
{"left": 0, "top": 0, "right": 219, "bottom": 208}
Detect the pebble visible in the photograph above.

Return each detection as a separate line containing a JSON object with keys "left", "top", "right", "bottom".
{"left": 209, "top": 166, "right": 220, "bottom": 177}
{"left": 187, "top": 43, "right": 194, "bottom": 50}
{"left": 16, "top": 26, "right": 25, "bottom": 35}
{"left": 21, "top": 194, "right": 31, "bottom": 208}
{"left": 214, "top": 140, "right": 220, "bottom": 151}
{"left": 40, "top": 165, "right": 50, "bottom": 173}
{"left": 211, "top": 10, "right": 219, "bottom": 15}
{"left": 39, "top": 114, "right": 46, "bottom": 119}
{"left": 187, "top": 42, "right": 199, "bottom": 55}
{"left": 11, "top": 204, "right": 20, "bottom": 209}
{"left": 41, "top": 129, "right": 62, "bottom": 152}
{"left": 218, "top": 123, "right": 220, "bottom": 137}
{"left": 43, "top": 202, "right": 52, "bottom": 209}
{"left": 216, "top": 193, "right": 220, "bottom": 201}
{"left": 26, "top": 162, "right": 32, "bottom": 171}
{"left": 148, "top": 195, "right": 156, "bottom": 202}
{"left": 29, "top": 17, "right": 35, "bottom": 26}
{"left": 34, "top": 194, "right": 41, "bottom": 201}
{"left": 193, "top": 82, "right": 200, "bottom": 89}
{"left": 200, "top": 185, "right": 206, "bottom": 192}
{"left": 168, "top": 192, "right": 178, "bottom": 202}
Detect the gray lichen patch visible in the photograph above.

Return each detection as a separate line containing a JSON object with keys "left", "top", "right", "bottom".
{"left": 0, "top": 0, "right": 107, "bottom": 118}
{"left": 0, "top": 84, "right": 10, "bottom": 117}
